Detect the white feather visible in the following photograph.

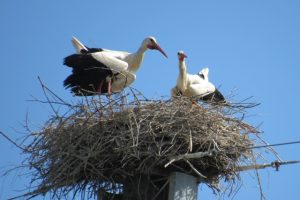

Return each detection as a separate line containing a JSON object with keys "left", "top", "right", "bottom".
{"left": 67, "top": 36, "right": 167, "bottom": 94}
{"left": 72, "top": 36, "right": 88, "bottom": 54}
{"left": 198, "top": 67, "right": 209, "bottom": 81}
{"left": 91, "top": 51, "right": 129, "bottom": 73}
{"left": 188, "top": 82, "right": 215, "bottom": 97}
{"left": 111, "top": 71, "right": 136, "bottom": 92}
{"left": 172, "top": 52, "right": 216, "bottom": 98}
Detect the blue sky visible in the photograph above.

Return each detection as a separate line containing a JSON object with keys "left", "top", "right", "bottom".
{"left": 1, "top": 0, "right": 300, "bottom": 199}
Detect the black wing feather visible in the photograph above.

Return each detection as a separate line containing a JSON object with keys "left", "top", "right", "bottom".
{"left": 80, "top": 47, "right": 103, "bottom": 54}
{"left": 200, "top": 88, "right": 225, "bottom": 103}
{"left": 63, "top": 54, "right": 113, "bottom": 96}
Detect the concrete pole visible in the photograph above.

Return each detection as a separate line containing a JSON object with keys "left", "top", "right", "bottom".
{"left": 168, "top": 172, "right": 198, "bottom": 200}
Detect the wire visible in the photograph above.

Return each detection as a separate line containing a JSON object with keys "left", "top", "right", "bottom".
{"left": 250, "top": 140, "right": 300, "bottom": 149}
{"left": 237, "top": 160, "right": 300, "bottom": 172}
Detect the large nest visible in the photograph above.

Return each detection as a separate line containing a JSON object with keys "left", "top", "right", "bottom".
{"left": 17, "top": 90, "right": 262, "bottom": 199}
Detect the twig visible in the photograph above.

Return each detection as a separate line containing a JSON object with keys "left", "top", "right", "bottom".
{"left": 37, "top": 76, "right": 72, "bottom": 106}
{"left": 37, "top": 76, "right": 59, "bottom": 117}
{"left": 150, "top": 179, "right": 169, "bottom": 200}
{"left": 188, "top": 128, "right": 193, "bottom": 152}
{"left": 0, "top": 130, "right": 26, "bottom": 152}
{"left": 164, "top": 150, "right": 215, "bottom": 168}
{"left": 255, "top": 166, "right": 266, "bottom": 200}
{"left": 185, "top": 159, "right": 207, "bottom": 178}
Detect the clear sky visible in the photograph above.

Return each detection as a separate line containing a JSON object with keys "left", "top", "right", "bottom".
{"left": 1, "top": 0, "right": 300, "bottom": 199}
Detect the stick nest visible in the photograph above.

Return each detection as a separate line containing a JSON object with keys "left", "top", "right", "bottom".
{"left": 20, "top": 92, "right": 261, "bottom": 199}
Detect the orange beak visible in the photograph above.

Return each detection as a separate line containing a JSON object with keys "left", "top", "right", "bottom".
{"left": 148, "top": 43, "right": 168, "bottom": 58}
{"left": 154, "top": 43, "right": 168, "bottom": 58}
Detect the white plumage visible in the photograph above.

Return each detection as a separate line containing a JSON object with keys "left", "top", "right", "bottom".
{"left": 171, "top": 51, "right": 225, "bottom": 102}
{"left": 64, "top": 36, "right": 168, "bottom": 96}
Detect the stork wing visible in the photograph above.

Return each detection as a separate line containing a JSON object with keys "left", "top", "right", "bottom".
{"left": 91, "top": 51, "right": 129, "bottom": 73}
{"left": 197, "top": 67, "right": 209, "bottom": 81}
{"left": 111, "top": 71, "right": 136, "bottom": 92}
{"left": 72, "top": 36, "right": 88, "bottom": 54}
{"left": 188, "top": 82, "right": 215, "bottom": 97}
{"left": 201, "top": 88, "right": 225, "bottom": 102}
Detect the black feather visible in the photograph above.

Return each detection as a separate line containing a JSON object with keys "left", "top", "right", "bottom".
{"left": 63, "top": 54, "right": 113, "bottom": 96}
{"left": 80, "top": 47, "right": 103, "bottom": 54}
{"left": 200, "top": 88, "right": 225, "bottom": 103}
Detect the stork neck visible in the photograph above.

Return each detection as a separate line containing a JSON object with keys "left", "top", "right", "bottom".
{"left": 179, "top": 61, "right": 187, "bottom": 79}
{"left": 137, "top": 44, "right": 148, "bottom": 54}
{"left": 178, "top": 60, "right": 188, "bottom": 91}
{"left": 127, "top": 46, "right": 147, "bottom": 73}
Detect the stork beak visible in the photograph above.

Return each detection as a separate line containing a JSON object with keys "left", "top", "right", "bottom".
{"left": 154, "top": 44, "right": 168, "bottom": 58}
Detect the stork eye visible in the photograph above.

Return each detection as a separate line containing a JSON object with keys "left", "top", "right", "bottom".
{"left": 149, "top": 38, "right": 154, "bottom": 42}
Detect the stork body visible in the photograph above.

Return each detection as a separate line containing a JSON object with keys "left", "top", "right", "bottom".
{"left": 64, "top": 36, "right": 167, "bottom": 96}
{"left": 171, "top": 51, "right": 225, "bottom": 102}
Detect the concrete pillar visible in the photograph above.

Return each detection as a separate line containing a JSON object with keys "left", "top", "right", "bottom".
{"left": 168, "top": 172, "right": 198, "bottom": 200}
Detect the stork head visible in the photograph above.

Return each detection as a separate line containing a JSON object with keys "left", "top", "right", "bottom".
{"left": 177, "top": 51, "right": 187, "bottom": 62}
{"left": 143, "top": 36, "right": 168, "bottom": 58}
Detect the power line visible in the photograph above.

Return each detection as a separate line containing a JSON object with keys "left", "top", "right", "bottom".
{"left": 250, "top": 140, "right": 300, "bottom": 149}
{"left": 237, "top": 160, "right": 300, "bottom": 172}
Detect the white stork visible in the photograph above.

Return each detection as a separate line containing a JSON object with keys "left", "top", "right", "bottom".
{"left": 63, "top": 36, "right": 168, "bottom": 96}
{"left": 171, "top": 51, "right": 225, "bottom": 102}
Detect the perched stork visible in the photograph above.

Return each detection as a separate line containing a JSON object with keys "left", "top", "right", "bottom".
{"left": 63, "top": 36, "right": 168, "bottom": 96}
{"left": 171, "top": 51, "right": 225, "bottom": 103}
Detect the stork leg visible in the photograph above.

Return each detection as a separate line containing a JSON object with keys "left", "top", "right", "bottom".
{"left": 107, "top": 78, "right": 113, "bottom": 115}
{"left": 97, "top": 81, "right": 104, "bottom": 117}
{"left": 98, "top": 81, "right": 103, "bottom": 95}
{"left": 107, "top": 79, "right": 111, "bottom": 96}
{"left": 191, "top": 99, "right": 203, "bottom": 109}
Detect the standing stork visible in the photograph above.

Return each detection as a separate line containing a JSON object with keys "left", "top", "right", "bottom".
{"left": 171, "top": 51, "right": 225, "bottom": 103}
{"left": 63, "top": 36, "right": 168, "bottom": 96}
